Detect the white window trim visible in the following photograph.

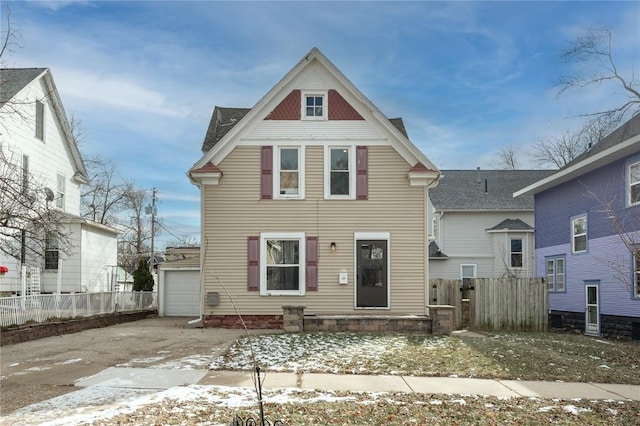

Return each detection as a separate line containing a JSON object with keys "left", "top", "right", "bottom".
{"left": 546, "top": 256, "right": 565, "bottom": 292}
{"left": 56, "top": 173, "right": 65, "bottom": 210}
{"left": 35, "top": 100, "right": 45, "bottom": 141}
{"left": 273, "top": 145, "right": 305, "bottom": 199}
{"left": 633, "top": 249, "right": 640, "bottom": 299}
{"left": 324, "top": 145, "right": 356, "bottom": 200}
{"left": 260, "top": 232, "right": 306, "bottom": 296}
{"left": 628, "top": 160, "right": 640, "bottom": 207}
{"left": 301, "top": 90, "right": 327, "bottom": 120}
{"left": 509, "top": 237, "right": 524, "bottom": 269}
{"left": 571, "top": 214, "right": 588, "bottom": 254}
{"left": 460, "top": 264, "right": 476, "bottom": 280}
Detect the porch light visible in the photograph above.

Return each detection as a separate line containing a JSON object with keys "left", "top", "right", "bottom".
{"left": 330, "top": 242, "right": 337, "bottom": 252}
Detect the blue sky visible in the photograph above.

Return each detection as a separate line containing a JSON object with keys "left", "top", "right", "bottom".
{"left": 2, "top": 1, "right": 638, "bottom": 248}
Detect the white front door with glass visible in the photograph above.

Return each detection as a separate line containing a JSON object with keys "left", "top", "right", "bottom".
{"left": 585, "top": 283, "right": 600, "bottom": 335}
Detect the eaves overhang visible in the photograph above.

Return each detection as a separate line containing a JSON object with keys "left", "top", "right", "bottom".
{"left": 514, "top": 137, "right": 640, "bottom": 197}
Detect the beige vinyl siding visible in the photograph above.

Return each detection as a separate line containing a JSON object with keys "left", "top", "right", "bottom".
{"left": 202, "top": 144, "right": 427, "bottom": 316}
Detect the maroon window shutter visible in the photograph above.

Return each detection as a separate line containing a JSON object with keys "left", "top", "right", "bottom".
{"left": 247, "top": 236, "right": 260, "bottom": 291}
{"left": 261, "top": 146, "right": 273, "bottom": 199}
{"left": 306, "top": 236, "right": 318, "bottom": 291}
{"left": 356, "top": 145, "right": 368, "bottom": 200}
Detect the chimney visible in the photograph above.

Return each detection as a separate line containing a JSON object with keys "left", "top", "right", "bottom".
{"left": 476, "top": 167, "right": 481, "bottom": 184}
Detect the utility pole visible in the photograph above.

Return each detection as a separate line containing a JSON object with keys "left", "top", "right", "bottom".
{"left": 146, "top": 188, "right": 157, "bottom": 273}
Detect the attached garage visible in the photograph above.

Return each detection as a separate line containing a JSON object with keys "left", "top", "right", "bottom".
{"left": 160, "top": 269, "right": 201, "bottom": 317}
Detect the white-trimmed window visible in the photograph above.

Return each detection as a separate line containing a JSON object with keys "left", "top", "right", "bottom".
{"left": 460, "top": 264, "right": 476, "bottom": 299}
{"left": 45, "top": 231, "right": 59, "bottom": 270}
{"left": 510, "top": 238, "right": 523, "bottom": 268}
{"left": 571, "top": 214, "right": 587, "bottom": 253}
{"left": 35, "top": 100, "right": 44, "bottom": 140}
{"left": 302, "top": 91, "right": 326, "bottom": 120}
{"left": 260, "top": 232, "right": 305, "bottom": 296}
{"left": 629, "top": 161, "right": 640, "bottom": 206}
{"left": 324, "top": 146, "right": 355, "bottom": 199}
{"left": 274, "top": 146, "right": 304, "bottom": 199}
{"left": 22, "top": 154, "right": 29, "bottom": 193}
{"left": 634, "top": 249, "right": 640, "bottom": 298}
{"left": 546, "top": 256, "right": 565, "bottom": 292}
{"left": 56, "top": 174, "right": 65, "bottom": 210}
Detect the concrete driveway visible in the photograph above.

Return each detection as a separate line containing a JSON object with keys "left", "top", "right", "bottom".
{"left": 0, "top": 317, "right": 270, "bottom": 415}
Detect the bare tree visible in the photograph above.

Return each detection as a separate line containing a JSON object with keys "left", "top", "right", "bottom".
{"left": 531, "top": 28, "right": 639, "bottom": 169}
{"left": 117, "top": 188, "right": 152, "bottom": 272}
{"left": 559, "top": 27, "right": 640, "bottom": 123}
{"left": 81, "top": 156, "right": 131, "bottom": 226}
{"left": 0, "top": 6, "right": 21, "bottom": 66}
{"left": 586, "top": 186, "right": 639, "bottom": 293}
{"left": 0, "top": 145, "right": 72, "bottom": 263}
{"left": 529, "top": 130, "right": 586, "bottom": 169}
{"left": 492, "top": 144, "right": 522, "bottom": 170}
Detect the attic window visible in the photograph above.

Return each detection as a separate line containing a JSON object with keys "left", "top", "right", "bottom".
{"left": 35, "top": 100, "right": 44, "bottom": 140}
{"left": 302, "top": 91, "right": 326, "bottom": 120}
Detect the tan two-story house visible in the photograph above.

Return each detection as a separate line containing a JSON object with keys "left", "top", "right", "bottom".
{"left": 189, "top": 48, "right": 440, "bottom": 328}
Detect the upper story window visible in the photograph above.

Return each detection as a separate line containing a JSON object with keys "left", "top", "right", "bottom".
{"left": 510, "top": 238, "right": 523, "bottom": 268}
{"left": 22, "top": 155, "right": 29, "bottom": 193}
{"left": 324, "top": 146, "right": 355, "bottom": 199}
{"left": 56, "top": 174, "right": 65, "bottom": 210}
{"left": 302, "top": 91, "right": 326, "bottom": 120}
{"left": 546, "top": 256, "right": 565, "bottom": 292}
{"left": 571, "top": 214, "right": 587, "bottom": 253}
{"left": 629, "top": 161, "right": 640, "bottom": 206}
{"left": 274, "top": 146, "right": 304, "bottom": 199}
{"left": 260, "top": 232, "right": 305, "bottom": 296}
{"left": 35, "top": 100, "right": 45, "bottom": 140}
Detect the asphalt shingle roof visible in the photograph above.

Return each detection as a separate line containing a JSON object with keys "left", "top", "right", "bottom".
{"left": 430, "top": 169, "right": 555, "bottom": 210}
{"left": 200, "top": 106, "right": 410, "bottom": 154}
{"left": 486, "top": 218, "right": 534, "bottom": 231}
{"left": 563, "top": 114, "right": 640, "bottom": 168}
{"left": 0, "top": 68, "right": 47, "bottom": 105}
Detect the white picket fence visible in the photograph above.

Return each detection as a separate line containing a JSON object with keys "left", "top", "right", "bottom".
{"left": 0, "top": 291, "right": 157, "bottom": 328}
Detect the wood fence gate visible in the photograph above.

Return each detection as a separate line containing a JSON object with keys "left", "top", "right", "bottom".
{"left": 430, "top": 278, "right": 548, "bottom": 332}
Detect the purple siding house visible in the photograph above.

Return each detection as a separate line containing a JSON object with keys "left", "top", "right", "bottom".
{"left": 516, "top": 115, "right": 640, "bottom": 340}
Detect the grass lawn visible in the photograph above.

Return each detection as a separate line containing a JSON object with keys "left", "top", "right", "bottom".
{"left": 23, "top": 331, "right": 640, "bottom": 425}
{"left": 211, "top": 331, "right": 640, "bottom": 385}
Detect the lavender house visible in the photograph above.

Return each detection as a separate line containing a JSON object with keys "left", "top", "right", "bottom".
{"left": 516, "top": 115, "right": 640, "bottom": 340}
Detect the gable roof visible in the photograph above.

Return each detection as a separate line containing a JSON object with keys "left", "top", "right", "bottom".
{"left": 0, "top": 68, "right": 48, "bottom": 105}
{"left": 515, "top": 114, "right": 640, "bottom": 197}
{"left": 430, "top": 169, "right": 555, "bottom": 211}
{"left": 201, "top": 107, "right": 410, "bottom": 154}
{"left": 191, "top": 48, "right": 438, "bottom": 174}
{"left": 0, "top": 68, "right": 88, "bottom": 183}
{"left": 201, "top": 107, "right": 251, "bottom": 153}
{"left": 486, "top": 218, "right": 534, "bottom": 232}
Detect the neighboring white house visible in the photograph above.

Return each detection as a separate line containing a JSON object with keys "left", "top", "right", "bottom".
{"left": 0, "top": 68, "right": 119, "bottom": 295}
{"left": 428, "top": 169, "right": 554, "bottom": 284}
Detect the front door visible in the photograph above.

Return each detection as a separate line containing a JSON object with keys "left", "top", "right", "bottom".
{"left": 585, "top": 283, "right": 600, "bottom": 335}
{"left": 356, "top": 240, "right": 388, "bottom": 308}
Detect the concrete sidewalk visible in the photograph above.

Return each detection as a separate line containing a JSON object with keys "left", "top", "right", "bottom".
{"left": 197, "top": 370, "right": 640, "bottom": 401}
{"left": 76, "top": 368, "right": 640, "bottom": 401}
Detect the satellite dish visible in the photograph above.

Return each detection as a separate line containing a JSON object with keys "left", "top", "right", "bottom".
{"left": 44, "top": 187, "right": 55, "bottom": 202}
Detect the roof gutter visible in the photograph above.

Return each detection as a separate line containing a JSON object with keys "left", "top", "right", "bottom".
{"left": 514, "top": 136, "right": 640, "bottom": 197}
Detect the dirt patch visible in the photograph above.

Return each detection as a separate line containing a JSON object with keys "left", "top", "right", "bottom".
{"left": 0, "top": 382, "right": 76, "bottom": 415}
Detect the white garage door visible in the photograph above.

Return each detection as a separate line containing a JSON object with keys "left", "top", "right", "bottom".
{"left": 163, "top": 270, "right": 200, "bottom": 316}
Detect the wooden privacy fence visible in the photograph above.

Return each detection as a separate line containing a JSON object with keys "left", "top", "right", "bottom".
{"left": 430, "top": 278, "right": 548, "bottom": 332}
